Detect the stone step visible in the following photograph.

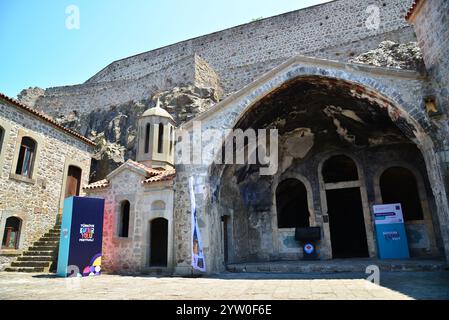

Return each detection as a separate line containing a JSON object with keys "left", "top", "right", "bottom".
{"left": 40, "top": 236, "right": 60, "bottom": 241}
{"left": 11, "top": 261, "right": 50, "bottom": 268}
{"left": 227, "top": 259, "right": 449, "bottom": 273}
{"left": 4, "top": 267, "right": 45, "bottom": 273}
{"left": 34, "top": 241, "right": 59, "bottom": 246}
{"left": 28, "top": 246, "right": 58, "bottom": 251}
{"left": 23, "top": 250, "right": 56, "bottom": 257}
{"left": 17, "top": 256, "right": 54, "bottom": 262}
{"left": 44, "top": 231, "right": 61, "bottom": 236}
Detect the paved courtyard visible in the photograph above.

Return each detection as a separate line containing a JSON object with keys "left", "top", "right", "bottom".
{"left": 0, "top": 271, "right": 448, "bottom": 300}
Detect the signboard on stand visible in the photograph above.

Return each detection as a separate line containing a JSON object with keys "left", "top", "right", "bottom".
{"left": 57, "top": 197, "right": 105, "bottom": 277}
{"left": 373, "top": 203, "right": 410, "bottom": 260}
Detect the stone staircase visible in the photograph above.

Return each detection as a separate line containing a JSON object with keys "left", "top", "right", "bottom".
{"left": 5, "top": 224, "right": 61, "bottom": 273}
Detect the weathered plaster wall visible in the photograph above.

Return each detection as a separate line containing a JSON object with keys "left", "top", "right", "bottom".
{"left": 0, "top": 102, "right": 92, "bottom": 270}
{"left": 219, "top": 142, "right": 441, "bottom": 264}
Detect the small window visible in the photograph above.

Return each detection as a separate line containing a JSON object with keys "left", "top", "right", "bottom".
{"left": 169, "top": 126, "right": 174, "bottom": 156}
{"left": 118, "top": 200, "right": 130, "bottom": 238}
{"left": 144, "top": 123, "right": 151, "bottom": 154}
{"left": 2, "top": 217, "right": 22, "bottom": 249}
{"left": 15, "top": 137, "right": 36, "bottom": 178}
{"left": 0, "top": 126, "right": 4, "bottom": 155}
{"left": 158, "top": 123, "right": 164, "bottom": 154}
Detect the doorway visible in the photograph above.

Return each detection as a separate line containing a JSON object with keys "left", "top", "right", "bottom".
{"left": 65, "top": 166, "right": 82, "bottom": 198}
{"left": 326, "top": 188, "right": 369, "bottom": 258}
{"left": 150, "top": 218, "right": 168, "bottom": 267}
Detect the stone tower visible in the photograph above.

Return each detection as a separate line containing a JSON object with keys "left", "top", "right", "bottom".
{"left": 136, "top": 99, "right": 175, "bottom": 169}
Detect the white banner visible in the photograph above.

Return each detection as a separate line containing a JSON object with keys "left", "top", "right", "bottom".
{"left": 189, "top": 177, "right": 206, "bottom": 272}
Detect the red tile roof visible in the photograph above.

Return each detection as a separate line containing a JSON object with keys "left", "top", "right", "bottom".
{"left": 83, "top": 179, "right": 109, "bottom": 190}
{"left": 83, "top": 161, "right": 175, "bottom": 191}
{"left": 142, "top": 169, "right": 176, "bottom": 184}
{"left": 0, "top": 92, "right": 95, "bottom": 146}
{"left": 126, "top": 159, "right": 163, "bottom": 177}
{"left": 405, "top": 0, "right": 423, "bottom": 21}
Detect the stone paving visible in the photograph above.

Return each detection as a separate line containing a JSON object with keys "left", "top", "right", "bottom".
{"left": 0, "top": 271, "right": 448, "bottom": 300}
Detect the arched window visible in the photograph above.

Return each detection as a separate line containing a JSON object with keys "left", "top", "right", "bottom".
{"left": 158, "top": 123, "right": 164, "bottom": 154}
{"left": 144, "top": 123, "right": 151, "bottom": 154}
{"left": 380, "top": 167, "right": 424, "bottom": 221}
{"left": 322, "top": 155, "right": 358, "bottom": 183}
{"left": 118, "top": 200, "right": 130, "bottom": 238}
{"left": 65, "top": 166, "right": 82, "bottom": 198}
{"left": 276, "top": 179, "right": 310, "bottom": 228}
{"left": 0, "top": 126, "right": 4, "bottom": 155}
{"left": 15, "top": 137, "right": 36, "bottom": 178}
{"left": 2, "top": 217, "right": 22, "bottom": 249}
{"left": 169, "top": 126, "right": 174, "bottom": 156}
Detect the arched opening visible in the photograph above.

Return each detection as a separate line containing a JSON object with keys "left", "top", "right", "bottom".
{"left": 322, "top": 155, "right": 368, "bottom": 258}
{"left": 15, "top": 136, "right": 36, "bottom": 178}
{"left": 211, "top": 75, "right": 437, "bottom": 264}
{"left": 0, "top": 126, "right": 4, "bottom": 155}
{"left": 380, "top": 167, "right": 424, "bottom": 221}
{"left": 322, "top": 155, "right": 358, "bottom": 183}
{"left": 150, "top": 218, "right": 168, "bottom": 267}
{"left": 144, "top": 123, "right": 151, "bottom": 154}
{"left": 169, "top": 126, "right": 174, "bottom": 156}
{"left": 276, "top": 179, "right": 310, "bottom": 228}
{"left": 65, "top": 165, "right": 82, "bottom": 198}
{"left": 157, "top": 123, "right": 164, "bottom": 154}
{"left": 2, "top": 217, "right": 22, "bottom": 249}
{"left": 118, "top": 200, "right": 130, "bottom": 238}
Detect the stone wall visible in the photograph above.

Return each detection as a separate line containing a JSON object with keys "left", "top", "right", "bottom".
{"left": 0, "top": 101, "right": 93, "bottom": 270}
{"left": 24, "top": 0, "right": 415, "bottom": 119}
{"left": 411, "top": 0, "right": 449, "bottom": 113}
{"left": 30, "top": 54, "right": 221, "bottom": 118}
{"left": 84, "top": 0, "right": 414, "bottom": 93}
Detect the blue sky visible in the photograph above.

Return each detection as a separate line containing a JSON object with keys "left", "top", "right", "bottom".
{"left": 0, "top": 0, "right": 329, "bottom": 97}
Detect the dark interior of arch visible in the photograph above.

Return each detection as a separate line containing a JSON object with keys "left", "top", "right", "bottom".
{"left": 236, "top": 76, "right": 414, "bottom": 139}
{"left": 214, "top": 75, "right": 416, "bottom": 182}
{"left": 276, "top": 179, "right": 310, "bottom": 228}
{"left": 322, "top": 155, "right": 359, "bottom": 183}
{"left": 380, "top": 167, "right": 424, "bottom": 221}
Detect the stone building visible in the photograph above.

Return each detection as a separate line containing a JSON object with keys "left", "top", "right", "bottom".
{"left": 0, "top": 94, "right": 94, "bottom": 271}
{"left": 3, "top": 0, "right": 449, "bottom": 275}
{"left": 84, "top": 102, "right": 176, "bottom": 274}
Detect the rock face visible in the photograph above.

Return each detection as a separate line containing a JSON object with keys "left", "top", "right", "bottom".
{"left": 54, "top": 85, "right": 220, "bottom": 180}
{"left": 349, "top": 41, "right": 425, "bottom": 71}
{"left": 17, "top": 87, "right": 45, "bottom": 107}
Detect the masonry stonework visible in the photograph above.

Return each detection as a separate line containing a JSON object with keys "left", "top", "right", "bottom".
{"left": 0, "top": 99, "right": 93, "bottom": 270}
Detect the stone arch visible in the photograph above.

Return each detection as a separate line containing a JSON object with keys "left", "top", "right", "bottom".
{"left": 182, "top": 59, "right": 449, "bottom": 271}
{"left": 316, "top": 151, "right": 374, "bottom": 259}
{"left": 270, "top": 173, "right": 315, "bottom": 258}
{"left": 373, "top": 161, "right": 440, "bottom": 256}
